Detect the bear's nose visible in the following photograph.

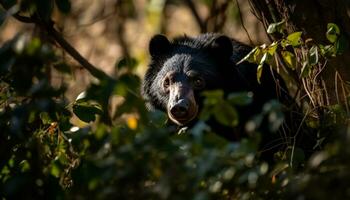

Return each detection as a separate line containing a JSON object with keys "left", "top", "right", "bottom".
{"left": 170, "top": 99, "right": 189, "bottom": 119}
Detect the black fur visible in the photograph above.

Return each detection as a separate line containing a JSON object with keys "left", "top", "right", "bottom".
{"left": 142, "top": 33, "right": 291, "bottom": 141}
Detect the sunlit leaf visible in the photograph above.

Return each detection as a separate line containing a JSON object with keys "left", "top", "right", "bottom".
{"left": 237, "top": 47, "right": 258, "bottom": 64}
{"left": 256, "top": 53, "right": 268, "bottom": 84}
{"left": 281, "top": 50, "right": 296, "bottom": 69}
{"left": 267, "top": 20, "right": 285, "bottom": 34}
{"left": 51, "top": 163, "right": 61, "bottom": 178}
{"left": 308, "top": 45, "right": 319, "bottom": 66}
{"left": 301, "top": 61, "right": 311, "bottom": 77}
{"left": 326, "top": 23, "right": 340, "bottom": 43}
{"left": 257, "top": 63, "right": 263, "bottom": 84}
{"left": 320, "top": 44, "right": 336, "bottom": 57}
{"left": 267, "top": 41, "right": 278, "bottom": 56}
{"left": 286, "top": 31, "right": 302, "bottom": 47}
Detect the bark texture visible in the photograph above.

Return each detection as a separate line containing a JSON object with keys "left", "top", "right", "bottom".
{"left": 249, "top": 0, "right": 350, "bottom": 107}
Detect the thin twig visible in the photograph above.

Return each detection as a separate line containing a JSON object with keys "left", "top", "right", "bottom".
{"left": 44, "top": 22, "right": 112, "bottom": 80}
{"left": 321, "top": 79, "right": 330, "bottom": 106}
{"left": 13, "top": 14, "right": 34, "bottom": 23}
{"left": 336, "top": 71, "right": 350, "bottom": 113}
{"left": 184, "top": 0, "right": 206, "bottom": 32}
{"left": 235, "top": 0, "right": 254, "bottom": 45}
{"left": 2, "top": 5, "right": 113, "bottom": 81}
{"left": 290, "top": 107, "right": 310, "bottom": 167}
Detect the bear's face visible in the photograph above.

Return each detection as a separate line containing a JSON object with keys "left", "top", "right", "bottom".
{"left": 142, "top": 34, "right": 233, "bottom": 126}
{"left": 153, "top": 53, "right": 221, "bottom": 125}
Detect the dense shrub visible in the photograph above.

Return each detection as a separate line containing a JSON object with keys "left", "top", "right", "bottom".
{"left": 0, "top": 1, "right": 349, "bottom": 199}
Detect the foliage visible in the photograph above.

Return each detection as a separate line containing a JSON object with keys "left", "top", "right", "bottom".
{"left": 0, "top": 1, "right": 350, "bottom": 200}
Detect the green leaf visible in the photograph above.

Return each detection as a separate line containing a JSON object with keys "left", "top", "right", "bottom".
{"left": 55, "top": 0, "right": 71, "bottom": 14}
{"left": 308, "top": 45, "right": 319, "bottom": 66}
{"left": 256, "top": 52, "right": 269, "bottom": 84}
{"left": 50, "top": 163, "right": 61, "bottom": 178}
{"left": 286, "top": 32, "right": 302, "bottom": 47}
{"left": 281, "top": 50, "right": 296, "bottom": 69}
{"left": 227, "top": 92, "right": 253, "bottom": 106}
{"left": 114, "top": 74, "right": 140, "bottom": 96}
{"left": 267, "top": 41, "right": 278, "bottom": 56}
{"left": 253, "top": 47, "right": 263, "bottom": 63}
{"left": 320, "top": 44, "right": 336, "bottom": 57}
{"left": 25, "top": 37, "right": 41, "bottom": 55}
{"left": 267, "top": 20, "right": 285, "bottom": 34}
{"left": 237, "top": 47, "right": 258, "bottom": 64}
{"left": 73, "top": 101, "right": 103, "bottom": 123}
{"left": 335, "top": 35, "right": 349, "bottom": 55}
{"left": 326, "top": 23, "right": 340, "bottom": 43}
{"left": 301, "top": 61, "right": 311, "bottom": 78}
{"left": 213, "top": 102, "right": 239, "bottom": 127}
{"left": 202, "top": 90, "right": 224, "bottom": 105}
{"left": 257, "top": 63, "right": 263, "bottom": 84}
{"left": 256, "top": 53, "right": 268, "bottom": 84}
{"left": 116, "top": 57, "right": 138, "bottom": 72}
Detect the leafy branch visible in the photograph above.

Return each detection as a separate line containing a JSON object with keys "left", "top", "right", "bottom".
{"left": 1, "top": 3, "right": 114, "bottom": 81}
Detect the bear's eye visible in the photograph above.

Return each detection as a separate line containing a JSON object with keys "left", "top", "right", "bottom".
{"left": 163, "top": 77, "right": 170, "bottom": 90}
{"left": 192, "top": 77, "right": 205, "bottom": 89}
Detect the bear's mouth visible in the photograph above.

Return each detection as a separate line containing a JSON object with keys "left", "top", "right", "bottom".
{"left": 168, "top": 105, "right": 198, "bottom": 126}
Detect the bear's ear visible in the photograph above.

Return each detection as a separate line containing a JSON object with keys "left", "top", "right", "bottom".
{"left": 211, "top": 35, "right": 233, "bottom": 59}
{"left": 149, "top": 34, "right": 171, "bottom": 57}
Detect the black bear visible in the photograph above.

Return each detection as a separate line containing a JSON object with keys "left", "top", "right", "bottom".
{"left": 141, "top": 33, "right": 292, "bottom": 142}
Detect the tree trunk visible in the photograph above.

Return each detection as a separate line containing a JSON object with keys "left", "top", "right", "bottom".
{"left": 249, "top": 0, "right": 350, "bottom": 108}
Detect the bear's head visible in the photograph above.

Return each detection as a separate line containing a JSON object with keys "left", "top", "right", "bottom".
{"left": 142, "top": 34, "right": 234, "bottom": 126}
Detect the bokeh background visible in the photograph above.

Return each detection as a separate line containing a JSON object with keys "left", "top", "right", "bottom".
{"left": 2, "top": 0, "right": 350, "bottom": 199}
{"left": 0, "top": 0, "right": 267, "bottom": 97}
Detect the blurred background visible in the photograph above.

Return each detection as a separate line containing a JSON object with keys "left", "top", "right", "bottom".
{"left": 0, "top": 0, "right": 268, "bottom": 97}
{"left": 2, "top": 1, "right": 350, "bottom": 199}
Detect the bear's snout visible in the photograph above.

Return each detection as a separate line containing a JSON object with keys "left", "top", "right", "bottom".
{"left": 170, "top": 99, "right": 190, "bottom": 119}
{"left": 168, "top": 97, "right": 198, "bottom": 125}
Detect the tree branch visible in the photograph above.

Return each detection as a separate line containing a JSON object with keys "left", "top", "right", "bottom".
{"left": 235, "top": 0, "right": 254, "bottom": 45}
{"left": 42, "top": 22, "right": 112, "bottom": 80}
{"left": 184, "top": 0, "right": 206, "bottom": 32}
{"left": 0, "top": 3, "right": 114, "bottom": 81}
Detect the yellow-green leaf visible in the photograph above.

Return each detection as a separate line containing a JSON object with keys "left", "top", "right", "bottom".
{"left": 326, "top": 23, "right": 340, "bottom": 43}
{"left": 267, "top": 20, "right": 285, "bottom": 34}
{"left": 257, "top": 53, "right": 268, "bottom": 84}
{"left": 301, "top": 61, "right": 311, "bottom": 77}
{"left": 287, "top": 32, "right": 302, "bottom": 47}
{"left": 281, "top": 51, "right": 296, "bottom": 69}
{"left": 267, "top": 41, "right": 278, "bottom": 56}
{"left": 237, "top": 47, "right": 258, "bottom": 64}
{"left": 308, "top": 45, "right": 319, "bottom": 66}
{"left": 257, "top": 63, "right": 263, "bottom": 84}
